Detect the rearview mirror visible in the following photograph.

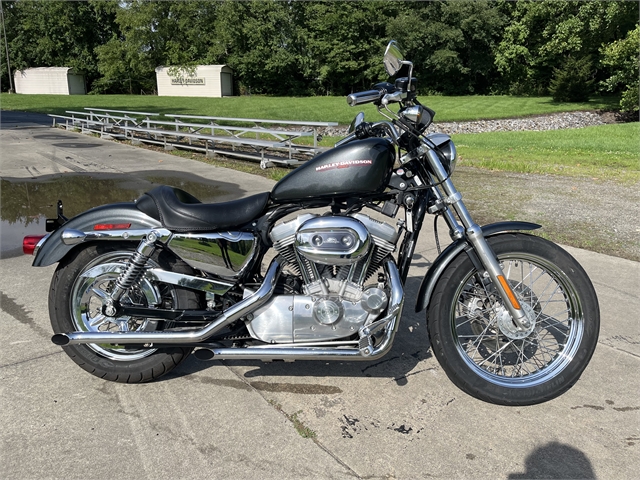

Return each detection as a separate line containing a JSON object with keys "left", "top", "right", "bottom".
{"left": 384, "top": 40, "right": 404, "bottom": 76}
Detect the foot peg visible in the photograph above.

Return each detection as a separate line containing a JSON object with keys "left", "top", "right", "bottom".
{"left": 359, "top": 336, "right": 374, "bottom": 356}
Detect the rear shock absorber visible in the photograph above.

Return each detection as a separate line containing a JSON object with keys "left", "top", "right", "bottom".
{"left": 104, "top": 231, "right": 159, "bottom": 316}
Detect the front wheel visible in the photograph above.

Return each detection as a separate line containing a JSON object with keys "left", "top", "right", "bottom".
{"left": 427, "top": 233, "right": 599, "bottom": 405}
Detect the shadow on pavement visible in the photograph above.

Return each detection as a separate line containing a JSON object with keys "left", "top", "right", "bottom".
{"left": 508, "top": 441, "right": 596, "bottom": 479}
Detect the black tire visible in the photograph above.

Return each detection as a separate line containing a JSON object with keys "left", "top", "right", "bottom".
{"left": 427, "top": 233, "right": 599, "bottom": 406}
{"left": 49, "top": 243, "right": 202, "bottom": 383}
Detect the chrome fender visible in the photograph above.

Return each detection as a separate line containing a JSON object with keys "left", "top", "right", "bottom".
{"left": 32, "top": 202, "right": 162, "bottom": 267}
{"left": 414, "top": 221, "right": 541, "bottom": 313}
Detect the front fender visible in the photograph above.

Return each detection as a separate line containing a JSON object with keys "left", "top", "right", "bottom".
{"left": 32, "top": 203, "right": 162, "bottom": 267}
{"left": 414, "top": 221, "right": 541, "bottom": 313}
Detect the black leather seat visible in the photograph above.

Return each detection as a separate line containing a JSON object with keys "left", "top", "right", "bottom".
{"left": 136, "top": 185, "right": 270, "bottom": 232}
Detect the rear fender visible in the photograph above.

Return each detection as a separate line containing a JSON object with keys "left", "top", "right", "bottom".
{"left": 414, "top": 221, "right": 541, "bottom": 313}
{"left": 32, "top": 203, "right": 162, "bottom": 267}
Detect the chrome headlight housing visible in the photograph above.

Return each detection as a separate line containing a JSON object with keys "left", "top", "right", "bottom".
{"left": 439, "top": 140, "right": 458, "bottom": 175}
{"left": 425, "top": 133, "right": 458, "bottom": 175}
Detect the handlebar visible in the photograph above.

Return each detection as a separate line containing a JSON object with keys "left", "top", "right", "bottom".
{"left": 346, "top": 90, "right": 383, "bottom": 107}
{"left": 346, "top": 81, "right": 402, "bottom": 107}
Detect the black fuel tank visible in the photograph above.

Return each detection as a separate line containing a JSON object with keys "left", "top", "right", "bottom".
{"left": 271, "top": 138, "right": 394, "bottom": 203}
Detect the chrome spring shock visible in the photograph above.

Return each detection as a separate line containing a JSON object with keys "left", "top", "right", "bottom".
{"left": 109, "top": 232, "right": 159, "bottom": 305}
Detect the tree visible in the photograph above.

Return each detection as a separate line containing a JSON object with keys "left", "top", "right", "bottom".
{"left": 3, "top": 0, "right": 637, "bottom": 104}
{"left": 0, "top": 1, "right": 17, "bottom": 92}
{"left": 495, "top": 0, "right": 638, "bottom": 96}
{"left": 549, "top": 56, "right": 594, "bottom": 102}
{"left": 300, "top": 1, "right": 397, "bottom": 95}
{"left": 386, "top": 1, "right": 507, "bottom": 95}
{"left": 4, "top": 0, "right": 117, "bottom": 91}
{"left": 94, "top": 0, "right": 221, "bottom": 93}
{"left": 207, "top": 1, "right": 308, "bottom": 95}
{"left": 601, "top": 25, "right": 639, "bottom": 114}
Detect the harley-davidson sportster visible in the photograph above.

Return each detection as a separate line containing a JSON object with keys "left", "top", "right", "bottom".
{"left": 25, "top": 41, "right": 599, "bottom": 405}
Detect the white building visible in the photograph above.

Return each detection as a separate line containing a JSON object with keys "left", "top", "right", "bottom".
{"left": 155, "top": 65, "right": 233, "bottom": 97}
{"left": 14, "top": 67, "right": 86, "bottom": 95}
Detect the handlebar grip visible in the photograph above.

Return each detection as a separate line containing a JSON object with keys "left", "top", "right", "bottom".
{"left": 346, "top": 90, "right": 383, "bottom": 107}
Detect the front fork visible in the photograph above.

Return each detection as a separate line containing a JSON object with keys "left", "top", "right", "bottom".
{"left": 424, "top": 150, "right": 531, "bottom": 331}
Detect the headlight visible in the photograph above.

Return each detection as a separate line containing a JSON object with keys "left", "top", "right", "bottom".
{"left": 439, "top": 140, "right": 458, "bottom": 175}
{"left": 425, "top": 133, "right": 457, "bottom": 175}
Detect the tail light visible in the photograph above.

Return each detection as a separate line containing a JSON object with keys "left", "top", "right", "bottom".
{"left": 23, "top": 235, "right": 47, "bottom": 255}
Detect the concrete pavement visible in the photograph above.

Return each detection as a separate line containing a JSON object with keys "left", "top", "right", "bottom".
{"left": 1, "top": 116, "right": 639, "bottom": 479}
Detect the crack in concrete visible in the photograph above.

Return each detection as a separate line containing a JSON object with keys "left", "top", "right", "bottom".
{"left": 222, "top": 362, "right": 362, "bottom": 479}
{"left": 390, "top": 367, "right": 437, "bottom": 384}
{"left": 36, "top": 151, "right": 87, "bottom": 173}
{"left": 597, "top": 340, "right": 640, "bottom": 359}
{"left": 0, "top": 350, "right": 63, "bottom": 369}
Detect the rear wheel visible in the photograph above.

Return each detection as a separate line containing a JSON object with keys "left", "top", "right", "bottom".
{"left": 427, "top": 233, "right": 599, "bottom": 405}
{"left": 49, "top": 243, "right": 201, "bottom": 383}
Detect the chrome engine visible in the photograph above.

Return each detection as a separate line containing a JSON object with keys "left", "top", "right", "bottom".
{"left": 246, "top": 214, "right": 400, "bottom": 343}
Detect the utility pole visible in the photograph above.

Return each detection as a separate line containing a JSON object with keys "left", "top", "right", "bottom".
{"left": 0, "top": 1, "right": 14, "bottom": 93}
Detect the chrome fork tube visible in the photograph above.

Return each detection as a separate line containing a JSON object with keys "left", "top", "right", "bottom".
{"left": 429, "top": 185, "right": 464, "bottom": 240}
{"left": 425, "top": 150, "right": 530, "bottom": 330}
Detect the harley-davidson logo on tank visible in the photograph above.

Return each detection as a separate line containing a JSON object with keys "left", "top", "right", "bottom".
{"left": 315, "top": 159, "right": 372, "bottom": 172}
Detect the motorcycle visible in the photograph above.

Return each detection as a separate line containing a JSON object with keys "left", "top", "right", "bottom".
{"left": 24, "top": 41, "right": 599, "bottom": 405}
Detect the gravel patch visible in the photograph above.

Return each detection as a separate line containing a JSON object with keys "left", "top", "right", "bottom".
{"left": 316, "top": 110, "right": 618, "bottom": 137}
{"left": 428, "top": 111, "right": 614, "bottom": 135}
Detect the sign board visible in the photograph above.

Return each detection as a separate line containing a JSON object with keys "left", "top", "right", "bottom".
{"left": 171, "top": 77, "right": 205, "bottom": 85}
{"left": 156, "top": 65, "right": 232, "bottom": 97}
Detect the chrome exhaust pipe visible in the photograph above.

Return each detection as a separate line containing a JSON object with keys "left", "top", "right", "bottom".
{"left": 195, "top": 345, "right": 365, "bottom": 361}
{"left": 194, "top": 259, "right": 404, "bottom": 362}
{"left": 52, "top": 257, "right": 282, "bottom": 346}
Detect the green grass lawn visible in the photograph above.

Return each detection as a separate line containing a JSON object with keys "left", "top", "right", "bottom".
{"left": 452, "top": 122, "right": 640, "bottom": 182}
{"left": 3, "top": 92, "right": 634, "bottom": 182}
{"left": 0, "top": 93, "right": 618, "bottom": 124}
{"left": 168, "top": 122, "right": 639, "bottom": 184}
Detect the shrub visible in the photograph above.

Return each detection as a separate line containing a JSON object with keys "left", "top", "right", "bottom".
{"left": 549, "top": 56, "right": 594, "bottom": 102}
{"left": 601, "top": 25, "right": 639, "bottom": 114}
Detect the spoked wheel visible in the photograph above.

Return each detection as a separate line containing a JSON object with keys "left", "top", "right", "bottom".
{"left": 70, "top": 251, "right": 168, "bottom": 360}
{"left": 50, "top": 243, "right": 201, "bottom": 383}
{"left": 428, "top": 233, "right": 599, "bottom": 405}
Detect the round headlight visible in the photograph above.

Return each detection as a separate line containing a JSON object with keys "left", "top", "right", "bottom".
{"left": 439, "top": 140, "right": 458, "bottom": 175}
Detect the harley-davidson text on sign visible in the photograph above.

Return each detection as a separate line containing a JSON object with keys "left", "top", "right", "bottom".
{"left": 171, "top": 77, "right": 206, "bottom": 85}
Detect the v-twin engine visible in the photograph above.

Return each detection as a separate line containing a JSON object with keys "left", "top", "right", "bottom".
{"left": 246, "top": 213, "right": 400, "bottom": 343}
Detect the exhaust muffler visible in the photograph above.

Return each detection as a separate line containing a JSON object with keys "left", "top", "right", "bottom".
{"left": 52, "top": 258, "right": 282, "bottom": 346}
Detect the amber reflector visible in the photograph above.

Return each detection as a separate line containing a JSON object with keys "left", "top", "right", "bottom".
{"left": 497, "top": 275, "right": 521, "bottom": 310}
